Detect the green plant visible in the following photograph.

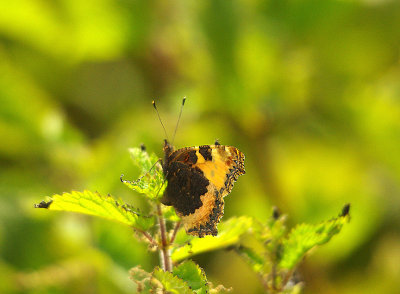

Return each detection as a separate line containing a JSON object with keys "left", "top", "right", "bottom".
{"left": 35, "top": 147, "right": 350, "bottom": 293}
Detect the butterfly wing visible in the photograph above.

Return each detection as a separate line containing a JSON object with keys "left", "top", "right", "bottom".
{"left": 162, "top": 145, "right": 245, "bottom": 237}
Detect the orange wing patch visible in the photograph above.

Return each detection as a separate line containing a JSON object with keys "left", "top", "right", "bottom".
{"left": 194, "top": 146, "right": 245, "bottom": 196}
{"left": 181, "top": 183, "right": 222, "bottom": 236}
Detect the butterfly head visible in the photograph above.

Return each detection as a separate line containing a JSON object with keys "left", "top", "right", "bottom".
{"left": 163, "top": 139, "right": 174, "bottom": 162}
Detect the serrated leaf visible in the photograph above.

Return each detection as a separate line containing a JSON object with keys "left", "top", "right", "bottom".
{"left": 153, "top": 267, "right": 193, "bottom": 294}
{"left": 279, "top": 208, "right": 351, "bottom": 269}
{"left": 121, "top": 147, "right": 165, "bottom": 200}
{"left": 172, "top": 216, "right": 253, "bottom": 261}
{"left": 173, "top": 261, "right": 209, "bottom": 294}
{"left": 34, "top": 190, "right": 154, "bottom": 231}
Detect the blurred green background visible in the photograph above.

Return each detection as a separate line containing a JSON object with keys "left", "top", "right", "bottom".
{"left": 1, "top": 0, "right": 400, "bottom": 293}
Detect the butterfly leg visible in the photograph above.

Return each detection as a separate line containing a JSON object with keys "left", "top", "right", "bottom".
{"left": 120, "top": 158, "right": 162, "bottom": 185}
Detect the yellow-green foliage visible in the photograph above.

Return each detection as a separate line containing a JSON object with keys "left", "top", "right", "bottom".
{"left": 1, "top": 0, "right": 399, "bottom": 293}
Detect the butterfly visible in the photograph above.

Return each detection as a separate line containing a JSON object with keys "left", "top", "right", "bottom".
{"left": 161, "top": 140, "right": 245, "bottom": 237}
{"left": 154, "top": 99, "right": 245, "bottom": 237}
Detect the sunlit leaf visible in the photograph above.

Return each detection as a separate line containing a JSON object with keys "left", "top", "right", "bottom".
{"left": 173, "top": 261, "right": 209, "bottom": 294}
{"left": 34, "top": 190, "right": 154, "bottom": 231}
{"left": 279, "top": 205, "right": 351, "bottom": 270}
{"left": 172, "top": 216, "right": 253, "bottom": 261}
{"left": 121, "top": 147, "right": 165, "bottom": 200}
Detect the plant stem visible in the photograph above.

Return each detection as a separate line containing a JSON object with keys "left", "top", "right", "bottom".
{"left": 271, "top": 261, "right": 277, "bottom": 291}
{"left": 170, "top": 221, "right": 181, "bottom": 244}
{"left": 136, "top": 229, "right": 158, "bottom": 247}
{"left": 157, "top": 203, "right": 172, "bottom": 272}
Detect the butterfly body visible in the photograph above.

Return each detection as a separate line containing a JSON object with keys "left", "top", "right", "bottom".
{"left": 161, "top": 139, "right": 245, "bottom": 237}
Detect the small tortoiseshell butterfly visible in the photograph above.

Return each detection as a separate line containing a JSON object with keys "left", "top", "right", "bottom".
{"left": 154, "top": 99, "right": 245, "bottom": 237}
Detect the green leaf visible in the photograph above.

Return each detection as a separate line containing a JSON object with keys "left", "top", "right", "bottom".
{"left": 173, "top": 261, "right": 209, "bottom": 294}
{"left": 279, "top": 205, "right": 351, "bottom": 269}
{"left": 153, "top": 267, "right": 193, "bottom": 294}
{"left": 172, "top": 216, "right": 253, "bottom": 262}
{"left": 34, "top": 190, "right": 154, "bottom": 231}
{"left": 121, "top": 147, "right": 166, "bottom": 200}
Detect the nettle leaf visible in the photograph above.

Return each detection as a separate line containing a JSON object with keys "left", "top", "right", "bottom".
{"left": 173, "top": 261, "right": 209, "bottom": 294}
{"left": 35, "top": 190, "right": 154, "bottom": 231}
{"left": 279, "top": 205, "right": 351, "bottom": 270}
{"left": 153, "top": 267, "right": 193, "bottom": 294}
{"left": 172, "top": 216, "right": 253, "bottom": 262}
{"left": 121, "top": 147, "right": 165, "bottom": 200}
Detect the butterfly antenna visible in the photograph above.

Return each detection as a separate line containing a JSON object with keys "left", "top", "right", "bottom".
{"left": 152, "top": 100, "right": 169, "bottom": 141}
{"left": 172, "top": 97, "right": 186, "bottom": 144}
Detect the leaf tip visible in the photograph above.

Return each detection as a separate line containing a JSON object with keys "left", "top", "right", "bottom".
{"left": 34, "top": 200, "right": 53, "bottom": 209}
{"left": 341, "top": 203, "right": 351, "bottom": 217}
{"left": 272, "top": 206, "right": 281, "bottom": 220}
